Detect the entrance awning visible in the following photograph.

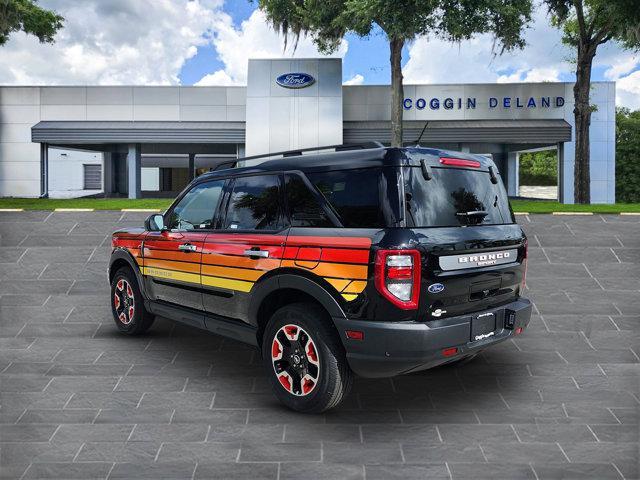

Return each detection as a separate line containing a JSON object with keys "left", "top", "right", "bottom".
{"left": 344, "top": 119, "right": 572, "bottom": 144}
{"left": 32, "top": 121, "right": 246, "bottom": 144}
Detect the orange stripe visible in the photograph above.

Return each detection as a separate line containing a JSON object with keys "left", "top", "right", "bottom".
{"left": 201, "top": 264, "right": 265, "bottom": 282}
{"left": 281, "top": 260, "right": 368, "bottom": 279}
{"left": 144, "top": 249, "right": 201, "bottom": 263}
{"left": 201, "top": 252, "right": 281, "bottom": 270}
{"left": 144, "top": 258, "right": 201, "bottom": 274}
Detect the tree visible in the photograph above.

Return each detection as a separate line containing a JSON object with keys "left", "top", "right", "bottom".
{"left": 544, "top": 0, "right": 640, "bottom": 204}
{"left": 0, "top": 0, "right": 64, "bottom": 46}
{"left": 258, "top": 0, "right": 532, "bottom": 147}
{"left": 615, "top": 107, "right": 640, "bottom": 203}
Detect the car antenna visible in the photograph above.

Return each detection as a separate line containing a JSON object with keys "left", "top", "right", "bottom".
{"left": 415, "top": 121, "right": 429, "bottom": 146}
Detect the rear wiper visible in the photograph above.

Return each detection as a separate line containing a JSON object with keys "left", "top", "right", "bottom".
{"left": 456, "top": 211, "right": 488, "bottom": 217}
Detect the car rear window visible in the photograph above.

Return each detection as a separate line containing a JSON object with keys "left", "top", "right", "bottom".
{"left": 403, "top": 166, "right": 514, "bottom": 227}
{"left": 305, "top": 168, "right": 401, "bottom": 228}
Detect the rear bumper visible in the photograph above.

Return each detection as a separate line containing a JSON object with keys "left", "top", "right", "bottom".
{"left": 333, "top": 298, "right": 532, "bottom": 378}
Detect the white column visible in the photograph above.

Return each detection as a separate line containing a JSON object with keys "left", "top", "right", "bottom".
{"left": 127, "top": 144, "right": 141, "bottom": 199}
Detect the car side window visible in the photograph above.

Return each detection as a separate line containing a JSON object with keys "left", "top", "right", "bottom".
{"left": 165, "top": 180, "right": 225, "bottom": 231}
{"left": 285, "top": 174, "right": 333, "bottom": 228}
{"left": 224, "top": 175, "right": 281, "bottom": 231}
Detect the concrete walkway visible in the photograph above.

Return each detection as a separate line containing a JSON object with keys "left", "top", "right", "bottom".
{"left": 0, "top": 211, "right": 638, "bottom": 479}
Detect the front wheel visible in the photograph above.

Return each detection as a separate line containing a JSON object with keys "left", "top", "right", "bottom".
{"left": 110, "top": 267, "right": 155, "bottom": 335}
{"left": 262, "top": 303, "right": 353, "bottom": 413}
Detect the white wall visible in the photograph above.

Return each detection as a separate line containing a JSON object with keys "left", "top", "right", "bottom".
{"left": 0, "top": 85, "right": 247, "bottom": 198}
{"left": 48, "top": 148, "right": 103, "bottom": 193}
{"left": 141, "top": 167, "right": 160, "bottom": 191}
{"left": 245, "top": 59, "right": 343, "bottom": 156}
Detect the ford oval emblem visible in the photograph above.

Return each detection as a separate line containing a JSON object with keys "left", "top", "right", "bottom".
{"left": 428, "top": 283, "right": 445, "bottom": 294}
{"left": 275, "top": 72, "right": 315, "bottom": 89}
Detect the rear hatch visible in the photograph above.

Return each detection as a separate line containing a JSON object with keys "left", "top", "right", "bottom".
{"left": 402, "top": 160, "right": 526, "bottom": 321}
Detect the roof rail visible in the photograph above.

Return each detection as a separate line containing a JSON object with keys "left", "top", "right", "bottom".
{"left": 235, "top": 141, "right": 385, "bottom": 165}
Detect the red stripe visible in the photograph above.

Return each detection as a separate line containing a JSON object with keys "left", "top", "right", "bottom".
{"left": 202, "top": 244, "right": 284, "bottom": 258}
{"left": 286, "top": 236, "right": 372, "bottom": 249}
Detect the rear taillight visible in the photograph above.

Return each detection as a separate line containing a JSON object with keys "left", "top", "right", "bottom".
{"left": 374, "top": 249, "right": 421, "bottom": 310}
{"left": 439, "top": 157, "right": 481, "bottom": 168}
{"left": 521, "top": 238, "right": 528, "bottom": 292}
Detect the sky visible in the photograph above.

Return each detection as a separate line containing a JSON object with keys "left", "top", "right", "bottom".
{"left": 0, "top": 0, "right": 638, "bottom": 108}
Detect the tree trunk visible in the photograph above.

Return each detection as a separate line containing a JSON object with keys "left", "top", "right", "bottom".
{"left": 573, "top": 45, "right": 595, "bottom": 204}
{"left": 390, "top": 37, "right": 404, "bottom": 147}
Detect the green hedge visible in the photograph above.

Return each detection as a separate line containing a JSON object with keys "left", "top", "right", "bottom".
{"left": 616, "top": 108, "right": 640, "bottom": 203}
{"left": 519, "top": 150, "right": 558, "bottom": 186}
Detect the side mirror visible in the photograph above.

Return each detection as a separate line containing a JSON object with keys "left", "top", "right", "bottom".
{"left": 145, "top": 213, "right": 165, "bottom": 232}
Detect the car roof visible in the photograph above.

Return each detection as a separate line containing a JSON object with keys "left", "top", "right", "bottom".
{"left": 195, "top": 146, "right": 496, "bottom": 184}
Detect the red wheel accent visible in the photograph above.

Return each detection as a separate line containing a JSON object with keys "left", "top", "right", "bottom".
{"left": 278, "top": 372, "right": 292, "bottom": 392}
{"left": 271, "top": 324, "right": 320, "bottom": 397}
{"left": 284, "top": 325, "right": 299, "bottom": 340}
{"left": 306, "top": 342, "right": 318, "bottom": 363}
{"left": 114, "top": 293, "right": 120, "bottom": 309}
{"left": 128, "top": 306, "right": 135, "bottom": 321}
{"left": 302, "top": 376, "right": 315, "bottom": 394}
{"left": 272, "top": 338, "right": 282, "bottom": 360}
{"left": 126, "top": 284, "right": 133, "bottom": 298}
{"left": 116, "top": 279, "right": 124, "bottom": 291}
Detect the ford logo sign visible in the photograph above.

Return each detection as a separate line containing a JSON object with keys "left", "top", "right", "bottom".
{"left": 276, "top": 72, "right": 315, "bottom": 89}
{"left": 428, "top": 283, "right": 445, "bottom": 294}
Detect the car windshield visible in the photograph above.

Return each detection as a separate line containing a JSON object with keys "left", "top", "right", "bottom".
{"left": 403, "top": 166, "right": 514, "bottom": 228}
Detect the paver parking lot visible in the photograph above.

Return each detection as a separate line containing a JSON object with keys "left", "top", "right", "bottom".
{"left": 0, "top": 211, "right": 638, "bottom": 479}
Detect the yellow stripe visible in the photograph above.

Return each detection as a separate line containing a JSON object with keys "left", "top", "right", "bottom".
{"left": 142, "top": 267, "right": 201, "bottom": 284}
{"left": 326, "top": 278, "right": 351, "bottom": 292}
{"left": 201, "top": 264, "right": 265, "bottom": 282}
{"left": 201, "top": 275, "right": 254, "bottom": 293}
{"left": 341, "top": 293, "right": 358, "bottom": 301}
{"left": 343, "top": 280, "right": 367, "bottom": 294}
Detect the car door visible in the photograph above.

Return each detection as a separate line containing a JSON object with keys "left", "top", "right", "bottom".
{"left": 201, "top": 173, "right": 287, "bottom": 321}
{"left": 143, "top": 179, "right": 226, "bottom": 319}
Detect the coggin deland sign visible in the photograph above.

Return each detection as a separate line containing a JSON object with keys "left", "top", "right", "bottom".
{"left": 403, "top": 95, "right": 565, "bottom": 110}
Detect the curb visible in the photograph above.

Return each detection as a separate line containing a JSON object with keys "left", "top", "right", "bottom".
{"left": 551, "top": 212, "right": 593, "bottom": 215}
{"left": 514, "top": 212, "right": 529, "bottom": 215}
{"left": 54, "top": 208, "right": 95, "bottom": 212}
{"left": 0, "top": 208, "right": 24, "bottom": 212}
{"left": 620, "top": 212, "right": 640, "bottom": 216}
{"left": 121, "top": 209, "right": 162, "bottom": 212}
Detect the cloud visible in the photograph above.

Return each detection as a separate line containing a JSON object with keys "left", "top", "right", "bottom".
{"left": 497, "top": 67, "right": 561, "bottom": 83}
{"left": 403, "top": 10, "right": 572, "bottom": 85}
{"left": 196, "top": 9, "right": 348, "bottom": 86}
{"left": 402, "top": 8, "right": 639, "bottom": 108}
{"left": 343, "top": 74, "right": 364, "bottom": 85}
{"left": 616, "top": 70, "right": 640, "bottom": 110}
{"left": 0, "top": 0, "right": 224, "bottom": 85}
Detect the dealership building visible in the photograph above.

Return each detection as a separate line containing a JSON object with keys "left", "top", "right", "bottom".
{"left": 0, "top": 58, "right": 616, "bottom": 203}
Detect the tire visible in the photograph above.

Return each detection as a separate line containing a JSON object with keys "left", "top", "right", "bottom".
{"left": 262, "top": 303, "right": 353, "bottom": 413}
{"left": 110, "top": 267, "right": 155, "bottom": 335}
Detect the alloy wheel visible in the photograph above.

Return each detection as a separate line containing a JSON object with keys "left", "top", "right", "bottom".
{"left": 271, "top": 324, "right": 320, "bottom": 396}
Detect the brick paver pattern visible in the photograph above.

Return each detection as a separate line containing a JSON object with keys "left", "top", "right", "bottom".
{"left": 0, "top": 211, "right": 638, "bottom": 479}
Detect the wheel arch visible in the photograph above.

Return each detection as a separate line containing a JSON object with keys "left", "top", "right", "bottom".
{"left": 250, "top": 272, "right": 347, "bottom": 348}
{"left": 109, "top": 248, "right": 147, "bottom": 298}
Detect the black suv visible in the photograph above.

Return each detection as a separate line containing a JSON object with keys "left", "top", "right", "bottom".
{"left": 110, "top": 144, "right": 531, "bottom": 413}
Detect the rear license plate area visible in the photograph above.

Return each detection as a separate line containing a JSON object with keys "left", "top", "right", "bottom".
{"left": 471, "top": 312, "right": 497, "bottom": 342}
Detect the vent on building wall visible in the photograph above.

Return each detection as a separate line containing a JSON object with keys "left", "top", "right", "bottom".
{"left": 83, "top": 164, "right": 102, "bottom": 190}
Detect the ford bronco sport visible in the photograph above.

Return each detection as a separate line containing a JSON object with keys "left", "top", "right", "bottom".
{"left": 109, "top": 144, "right": 531, "bottom": 413}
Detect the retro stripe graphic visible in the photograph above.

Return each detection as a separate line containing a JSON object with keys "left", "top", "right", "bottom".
{"left": 115, "top": 233, "right": 372, "bottom": 302}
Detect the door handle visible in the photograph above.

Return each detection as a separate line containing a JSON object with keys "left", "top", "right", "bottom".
{"left": 178, "top": 243, "right": 198, "bottom": 253}
{"left": 243, "top": 248, "right": 269, "bottom": 258}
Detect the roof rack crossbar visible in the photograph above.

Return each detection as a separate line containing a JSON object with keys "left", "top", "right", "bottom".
{"left": 236, "top": 141, "right": 384, "bottom": 164}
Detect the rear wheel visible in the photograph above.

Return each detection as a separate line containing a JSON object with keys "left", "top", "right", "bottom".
{"left": 262, "top": 303, "right": 352, "bottom": 413}
{"left": 110, "top": 267, "right": 155, "bottom": 335}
